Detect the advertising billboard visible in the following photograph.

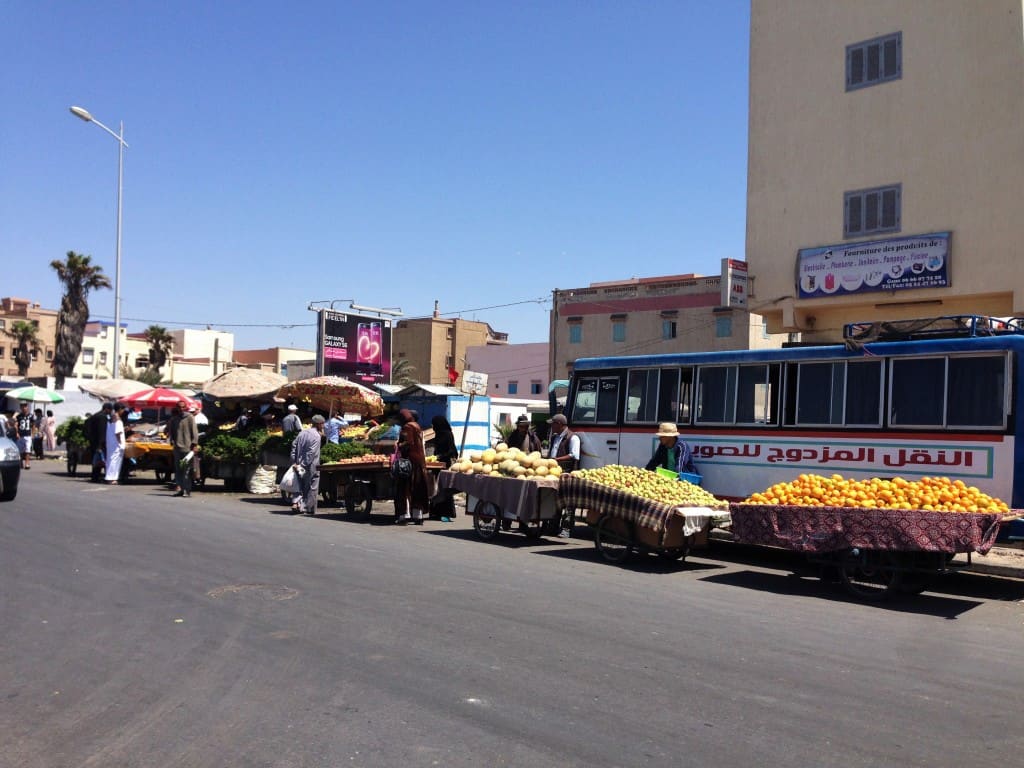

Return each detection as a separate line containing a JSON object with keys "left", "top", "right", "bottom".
{"left": 797, "top": 232, "right": 951, "bottom": 299}
{"left": 316, "top": 310, "right": 392, "bottom": 385}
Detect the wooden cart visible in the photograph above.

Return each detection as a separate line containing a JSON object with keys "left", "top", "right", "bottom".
{"left": 319, "top": 459, "right": 447, "bottom": 518}
{"left": 436, "top": 471, "right": 562, "bottom": 540}
{"left": 124, "top": 441, "right": 175, "bottom": 483}
{"left": 728, "top": 502, "right": 1013, "bottom": 601}
{"left": 557, "top": 474, "right": 727, "bottom": 565}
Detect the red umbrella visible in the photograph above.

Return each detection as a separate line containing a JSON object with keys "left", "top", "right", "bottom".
{"left": 119, "top": 387, "right": 200, "bottom": 409}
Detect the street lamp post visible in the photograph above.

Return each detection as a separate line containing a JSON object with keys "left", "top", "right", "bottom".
{"left": 69, "top": 106, "right": 128, "bottom": 379}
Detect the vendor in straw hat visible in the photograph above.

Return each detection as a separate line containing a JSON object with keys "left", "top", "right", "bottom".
{"left": 644, "top": 422, "right": 697, "bottom": 475}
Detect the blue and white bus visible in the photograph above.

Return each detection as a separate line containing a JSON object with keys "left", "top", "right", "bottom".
{"left": 566, "top": 317, "right": 1023, "bottom": 538}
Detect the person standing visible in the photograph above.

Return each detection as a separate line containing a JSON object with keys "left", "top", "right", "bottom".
{"left": 167, "top": 400, "right": 199, "bottom": 497}
{"left": 13, "top": 402, "right": 33, "bottom": 469}
{"left": 42, "top": 409, "right": 57, "bottom": 452}
{"left": 85, "top": 402, "right": 113, "bottom": 482}
{"left": 30, "top": 408, "right": 45, "bottom": 460}
{"left": 393, "top": 409, "right": 430, "bottom": 525}
{"left": 429, "top": 414, "right": 459, "bottom": 520}
{"left": 104, "top": 404, "right": 126, "bottom": 484}
{"left": 506, "top": 414, "right": 542, "bottom": 453}
{"left": 644, "top": 423, "right": 697, "bottom": 475}
{"left": 546, "top": 414, "right": 580, "bottom": 537}
{"left": 290, "top": 414, "right": 325, "bottom": 515}
{"left": 324, "top": 412, "right": 348, "bottom": 444}
{"left": 281, "top": 404, "right": 303, "bottom": 434}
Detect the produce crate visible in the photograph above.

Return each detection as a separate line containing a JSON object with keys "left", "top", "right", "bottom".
{"left": 655, "top": 467, "right": 703, "bottom": 486}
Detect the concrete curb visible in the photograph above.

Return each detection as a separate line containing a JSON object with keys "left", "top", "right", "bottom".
{"left": 952, "top": 548, "right": 1024, "bottom": 580}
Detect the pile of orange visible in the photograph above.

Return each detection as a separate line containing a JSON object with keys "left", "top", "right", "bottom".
{"left": 742, "top": 473, "right": 1010, "bottom": 514}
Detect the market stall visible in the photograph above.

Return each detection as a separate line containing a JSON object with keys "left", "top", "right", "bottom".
{"left": 437, "top": 470, "right": 561, "bottom": 539}
{"left": 729, "top": 502, "right": 1011, "bottom": 600}
{"left": 124, "top": 439, "right": 174, "bottom": 483}
{"left": 558, "top": 472, "right": 729, "bottom": 564}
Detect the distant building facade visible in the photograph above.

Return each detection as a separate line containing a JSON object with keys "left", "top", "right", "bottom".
{"left": 74, "top": 321, "right": 149, "bottom": 379}
{"left": 549, "top": 271, "right": 788, "bottom": 381}
{"left": 232, "top": 347, "right": 315, "bottom": 377}
{"left": 0, "top": 297, "right": 58, "bottom": 379}
{"left": 747, "top": 0, "right": 1024, "bottom": 340}
{"left": 465, "top": 342, "right": 549, "bottom": 401}
{"left": 393, "top": 309, "right": 508, "bottom": 386}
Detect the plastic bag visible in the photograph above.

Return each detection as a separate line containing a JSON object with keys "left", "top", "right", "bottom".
{"left": 279, "top": 465, "right": 301, "bottom": 493}
{"left": 248, "top": 464, "right": 278, "bottom": 495}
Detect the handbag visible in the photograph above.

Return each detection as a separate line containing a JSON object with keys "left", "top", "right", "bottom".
{"left": 392, "top": 457, "right": 413, "bottom": 480}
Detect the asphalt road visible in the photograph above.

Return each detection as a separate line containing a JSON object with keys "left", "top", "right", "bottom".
{"left": 3, "top": 465, "right": 1024, "bottom": 768}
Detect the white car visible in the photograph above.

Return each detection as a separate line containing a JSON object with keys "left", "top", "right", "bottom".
{"left": 0, "top": 435, "right": 21, "bottom": 501}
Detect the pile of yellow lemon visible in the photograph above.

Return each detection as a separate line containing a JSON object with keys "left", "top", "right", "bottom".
{"left": 742, "top": 473, "right": 1010, "bottom": 514}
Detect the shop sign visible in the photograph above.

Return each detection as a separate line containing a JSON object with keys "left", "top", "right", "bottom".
{"left": 797, "top": 232, "right": 950, "bottom": 298}
{"left": 316, "top": 310, "right": 392, "bottom": 385}
{"left": 720, "top": 258, "right": 748, "bottom": 308}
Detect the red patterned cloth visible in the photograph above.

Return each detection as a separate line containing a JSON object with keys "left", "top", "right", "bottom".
{"left": 729, "top": 503, "right": 1002, "bottom": 555}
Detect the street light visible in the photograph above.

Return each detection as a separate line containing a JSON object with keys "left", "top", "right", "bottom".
{"left": 69, "top": 105, "right": 128, "bottom": 379}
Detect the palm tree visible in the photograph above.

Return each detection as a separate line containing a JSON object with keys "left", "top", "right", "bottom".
{"left": 50, "top": 251, "right": 111, "bottom": 388}
{"left": 3, "top": 320, "right": 41, "bottom": 377}
{"left": 391, "top": 358, "right": 417, "bottom": 387}
{"left": 143, "top": 325, "right": 175, "bottom": 377}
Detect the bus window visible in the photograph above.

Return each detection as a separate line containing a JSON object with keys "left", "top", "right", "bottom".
{"left": 625, "top": 369, "right": 659, "bottom": 422}
{"left": 845, "top": 359, "right": 882, "bottom": 426}
{"left": 656, "top": 368, "right": 681, "bottom": 423}
{"left": 696, "top": 366, "right": 737, "bottom": 424}
{"left": 946, "top": 355, "right": 1006, "bottom": 428}
{"left": 678, "top": 367, "right": 693, "bottom": 423}
{"left": 736, "top": 364, "right": 780, "bottom": 425}
{"left": 571, "top": 376, "right": 620, "bottom": 424}
{"left": 793, "top": 359, "right": 881, "bottom": 427}
{"left": 890, "top": 357, "right": 945, "bottom": 427}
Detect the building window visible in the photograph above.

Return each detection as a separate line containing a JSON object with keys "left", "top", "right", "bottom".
{"left": 612, "top": 321, "right": 626, "bottom": 343}
{"left": 135, "top": 356, "right": 149, "bottom": 368}
{"left": 0, "top": 319, "right": 5, "bottom": 329}
{"left": 0, "top": 346, "right": 4, "bottom": 358}
{"left": 508, "top": 380, "right": 518, "bottom": 395}
{"left": 83, "top": 348, "right": 95, "bottom": 364}
{"left": 846, "top": 32, "right": 901, "bottom": 91}
{"left": 45, "top": 349, "right": 54, "bottom": 361}
{"left": 444, "top": 355, "right": 453, "bottom": 368}
{"left": 715, "top": 317, "right": 732, "bottom": 338}
{"left": 845, "top": 184, "right": 900, "bottom": 238}
{"left": 99, "top": 351, "right": 108, "bottom": 365}
{"left": 30, "top": 350, "right": 38, "bottom": 361}
{"left": 530, "top": 380, "right": 542, "bottom": 395}
{"left": 662, "top": 320, "right": 677, "bottom": 340}
{"left": 446, "top": 327, "right": 453, "bottom": 339}
{"left": 569, "top": 325, "right": 582, "bottom": 344}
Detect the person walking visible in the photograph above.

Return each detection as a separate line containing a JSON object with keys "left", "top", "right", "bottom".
{"left": 31, "top": 408, "right": 45, "bottom": 460}
{"left": 104, "top": 404, "right": 126, "bottom": 484}
{"left": 281, "top": 404, "right": 303, "bottom": 434}
{"left": 506, "top": 414, "right": 542, "bottom": 453}
{"left": 42, "top": 409, "right": 57, "bottom": 452}
{"left": 167, "top": 400, "right": 199, "bottom": 497}
{"left": 546, "top": 413, "right": 580, "bottom": 537}
{"left": 290, "top": 414, "right": 325, "bottom": 515}
{"left": 13, "top": 402, "right": 33, "bottom": 470}
{"left": 324, "top": 413, "right": 348, "bottom": 444}
{"left": 393, "top": 409, "right": 430, "bottom": 525}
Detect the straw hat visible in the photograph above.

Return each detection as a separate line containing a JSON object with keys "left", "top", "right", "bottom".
{"left": 655, "top": 422, "right": 679, "bottom": 437}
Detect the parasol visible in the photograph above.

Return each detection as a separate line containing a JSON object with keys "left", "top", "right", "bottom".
{"left": 119, "top": 387, "right": 200, "bottom": 409}
{"left": 79, "top": 379, "right": 154, "bottom": 401}
{"left": 202, "top": 368, "right": 288, "bottom": 401}
{"left": 276, "top": 376, "right": 384, "bottom": 417}
{"left": 5, "top": 385, "right": 65, "bottom": 404}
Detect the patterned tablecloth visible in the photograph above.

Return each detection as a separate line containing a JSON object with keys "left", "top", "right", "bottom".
{"left": 728, "top": 503, "right": 1004, "bottom": 555}
{"left": 437, "top": 471, "right": 560, "bottom": 523}
{"left": 556, "top": 474, "right": 727, "bottom": 536}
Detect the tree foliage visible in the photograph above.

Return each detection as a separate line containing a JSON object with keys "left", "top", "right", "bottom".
{"left": 2, "top": 320, "right": 41, "bottom": 377}
{"left": 143, "top": 325, "right": 174, "bottom": 375}
{"left": 392, "top": 358, "right": 417, "bottom": 387}
{"left": 50, "top": 251, "right": 111, "bottom": 388}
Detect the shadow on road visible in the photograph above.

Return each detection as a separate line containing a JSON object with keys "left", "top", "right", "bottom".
{"left": 423, "top": 527, "right": 573, "bottom": 548}
{"left": 534, "top": 544, "right": 726, "bottom": 574}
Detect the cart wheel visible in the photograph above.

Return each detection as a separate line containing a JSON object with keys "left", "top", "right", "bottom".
{"left": 523, "top": 524, "right": 544, "bottom": 540}
{"left": 154, "top": 468, "right": 169, "bottom": 483}
{"left": 193, "top": 475, "right": 205, "bottom": 489}
{"left": 345, "top": 483, "right": 373, "bottom": 519}
{"left": 594, "top": 514, "right": 634, "bottom": 564}
{"left": 473, "top": 500, "right": 501, "bottom": 541}
{"left": 67, "top": 453, "right": 78, "bottom": 477}
{"left": 839, "top": 549, "right": 902, "bottom": 601}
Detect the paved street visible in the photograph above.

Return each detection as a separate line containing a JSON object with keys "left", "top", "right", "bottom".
{"left": 3, "top": 465, "right": 1024, "bottom": 768}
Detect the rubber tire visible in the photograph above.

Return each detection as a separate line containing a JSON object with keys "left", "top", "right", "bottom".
{"left": 473, "top": 500, "right": 501, "bottom": 541}
{"left": 658, "top": 546, "right": 690, "bottom": 561}
{"left": 594, "top": 514, "right": 634, "bottom": 564}
{"left": 839, "top": 550, "right": 902, "bottom": 601}
{"left": 345, "top": 483, "right": 373, "bottom": 519}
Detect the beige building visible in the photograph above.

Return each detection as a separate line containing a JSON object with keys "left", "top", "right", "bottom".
{"left": 549, "top": 270, "right": 787, "bottom": 381}
{"left": 232, "top": 347, "right": 315, "bottom": 376}
{"left": 747, "top": 0, "right": 1024, "bottom": 340}
{"left": 393, "top": 311, "right": 508, "bottom": 386}
{"left": 73, "top": 321, "right": 150, "bottom": 379}
{"left": 0, "top": 297, "right": 58, "bottom": 379}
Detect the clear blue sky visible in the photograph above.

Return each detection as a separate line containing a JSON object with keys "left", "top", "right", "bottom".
{"left": 1, "top": 1, "right": 750, "bottom": 351}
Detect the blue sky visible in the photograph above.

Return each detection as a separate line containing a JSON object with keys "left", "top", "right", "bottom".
{"left": 1, "top": 1, "right": 750, "bottom": 351}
